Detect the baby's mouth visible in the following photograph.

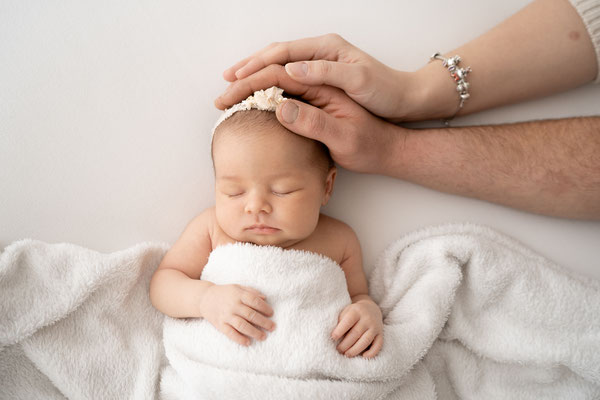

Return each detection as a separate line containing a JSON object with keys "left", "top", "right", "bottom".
{"left": 246, "top": 224, "right": 280, "bottom": 234}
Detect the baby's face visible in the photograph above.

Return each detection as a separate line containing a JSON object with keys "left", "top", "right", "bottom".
{"left": 213, "top": 124, "right": 335, "bottom": 248}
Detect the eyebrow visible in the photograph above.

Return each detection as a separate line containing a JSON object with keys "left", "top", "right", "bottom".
{"left": 216, "top": 172, "right": 301, "bottom": 181}
{"left": 216, "top": 175, "right": 240, "bottom": 181}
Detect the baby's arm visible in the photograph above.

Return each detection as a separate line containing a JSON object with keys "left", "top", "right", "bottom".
{"left": 149, "top": 208, "right": 275, "bottom": 346}
{"left": 331, "top": 225, "right": 383, "bottom": 359}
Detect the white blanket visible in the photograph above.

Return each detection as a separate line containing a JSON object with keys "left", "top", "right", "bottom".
{"left": 0, "top": 240, "right": 168, "bottom": 399}
{"left": 1, "top": 224, "right": 599, "bottom": 399}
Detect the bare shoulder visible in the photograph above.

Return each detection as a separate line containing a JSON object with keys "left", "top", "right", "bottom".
{"left": 317, "top": 214, "right": 357, "bottom": 240}
{"left": 157, "top": 207, "right": 215, "bottom": 278}
{"left": 312, "top": 214, "right": 362, "bottom": 264}
{"left": 182, "top": 207, "right": 217, "bottom": 238}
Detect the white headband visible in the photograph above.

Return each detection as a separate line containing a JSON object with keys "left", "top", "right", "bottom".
{"left": 212, "top": 86, "right": 288, "bottom": 138}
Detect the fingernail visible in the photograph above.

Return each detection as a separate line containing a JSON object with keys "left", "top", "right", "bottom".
{"left": 285, "top": 62, "right": 308, "bottom": 77}
{"left": 281, "top": 101, "right": 298, "bottom": 123}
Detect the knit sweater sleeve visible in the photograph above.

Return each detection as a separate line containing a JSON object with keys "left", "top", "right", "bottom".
{"left": 569, "top": 0, "right": 600, "bottom": 83}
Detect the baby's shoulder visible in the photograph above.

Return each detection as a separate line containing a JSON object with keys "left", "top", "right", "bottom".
{"left": 176, "top": 207, "right": 219, "bottom": 243}
{"left": 194, "top": 206, "right": 237, "bottom": 249}
{"left": 186, "top": 206, "right": 216, "bottom": 229}
{"left": 316, "top": 213, "right": 357, "bottom": 240}
{"left": 309, "top": 214, "right": 361, "bottom": 263}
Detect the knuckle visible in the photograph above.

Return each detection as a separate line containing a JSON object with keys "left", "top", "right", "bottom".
{"left": 307, "top": 111, "right": 328, "bottom": 135}
{"left": 265, "top": 63, "right": 284, "bottom": 75}
{"left": 251, "top": 295, "right": 262, "bottom": 307}
{"left": 316, "top": 60, "right": 331, "bottom": 77}
{"left": 325, "top": 33, "right": 344, "bottom": 44}
{"left": 232, "top": 317, "right": 245, "bottom": 331}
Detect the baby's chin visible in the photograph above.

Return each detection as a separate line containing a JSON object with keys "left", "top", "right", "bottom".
{"left": 236, "top": 233, "right": 303, "bottom": 249}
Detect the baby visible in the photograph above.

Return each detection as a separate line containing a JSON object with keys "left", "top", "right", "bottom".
{"left": 149, "top": 87, "right": 383, "bottom": 359}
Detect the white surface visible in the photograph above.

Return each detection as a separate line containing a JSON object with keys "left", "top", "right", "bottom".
{"left": 1, "top": 0, "right": 599, "bottom": 277}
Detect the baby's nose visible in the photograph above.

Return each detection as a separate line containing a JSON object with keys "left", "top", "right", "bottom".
{"left": 244, "top": 192, "right": 272, "bottom": 214}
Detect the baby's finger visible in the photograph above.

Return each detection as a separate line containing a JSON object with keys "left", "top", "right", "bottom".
{"left": 336, "top": 324, "right": 367, "bottom": 355}
{"left": 240, "top": 290, "right": 274, "bottom": 317}
{"left": 344, "top": 330, "right": 376, "bottom": 358}
{"left": 228, "top": 315, "right": 266, "bottom": 343}
{"left": 240, "top": 285, "right": 266, "bottom": 299}
{"left": 221, "top": 323, "right": 251, "bottom": 346}
{"left": 362, "top": 334, "right": 383, "bottom": 359}
{"left": 331, "top": 311, "right": 359, "bottom": 341}
{"left": 237, "top": 304, "right": 276, "bottom": 332}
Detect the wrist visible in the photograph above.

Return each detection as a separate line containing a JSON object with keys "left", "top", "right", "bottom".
{"left": 350, "top": 293, "right": 374, "bottom": 304}
{"left": 407, "top": 60, "right": 463, "bottom": 121}
{"left": 195, "top": 280, "right": 216, "bottom": 318}
{"left": 388, "top": 70, "right": 427, "bottom": 122}
{"left": 376, "top": 122, "right": 412, "bottom": 179}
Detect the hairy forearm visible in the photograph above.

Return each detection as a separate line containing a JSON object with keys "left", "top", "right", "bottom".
{"left": 409, "top": 0, "right": 597, "bottom": 120}
{"left": 149, "top": 268, "right": 213, "bottom": 318}
{"left": 388, "top": 116, "right": 600, "bottom": 219}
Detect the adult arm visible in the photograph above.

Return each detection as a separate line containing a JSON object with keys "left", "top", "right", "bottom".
{"left": 216, "top": 0, "right": 598, "bottom": 122}
{"left": 386, "top": 116, "right": 600, "bottom": 219}
{"left": 222, "top": 70, "right": 600, "bottom": 220}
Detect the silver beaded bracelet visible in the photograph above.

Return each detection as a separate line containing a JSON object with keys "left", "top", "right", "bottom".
{"left": 430, "top": 52, "right": 472, "bottom": 125}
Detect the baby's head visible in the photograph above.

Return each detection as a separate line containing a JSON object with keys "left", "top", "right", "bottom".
{"left": 212, "top": 106, "right": 336, "bottom": 248}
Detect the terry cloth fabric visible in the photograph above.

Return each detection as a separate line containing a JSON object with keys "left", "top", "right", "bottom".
{"left": 1, "top": 224, "right": 599, "bottom": 399}
{"left": 0, "top": 240, "right": 168, "bottom": 400}
{"left": 160, "top": 225, "right": 600, "bottom": 400}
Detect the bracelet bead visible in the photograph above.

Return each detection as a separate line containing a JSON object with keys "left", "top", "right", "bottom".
{"left": 430, "top": 52, "right": 472, "bottom": 125}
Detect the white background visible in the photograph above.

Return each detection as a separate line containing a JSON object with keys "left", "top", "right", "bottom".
{"left": 1, "top": 0, "right": 599, "bottom": 277}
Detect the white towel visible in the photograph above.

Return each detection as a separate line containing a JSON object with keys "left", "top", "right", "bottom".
{"left": 0, "top": 240, "right": 168, "bottom": 400}
{"left": 1, "top": 224, "right": 599, "bottom": 400}
{"left": 161, "top": 243, "right": 411, "bottom": 400}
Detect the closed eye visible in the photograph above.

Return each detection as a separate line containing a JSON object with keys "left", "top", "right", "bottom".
{"left": 225, "top": 192, "right": 244, "bottom": 198}
{"left": 272, "top": 189, "right": 299, "bottom": 196}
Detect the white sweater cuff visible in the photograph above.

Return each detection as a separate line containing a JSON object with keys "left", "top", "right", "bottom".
{"left": 569, "top": 0, "right": 600, "bottom": 83}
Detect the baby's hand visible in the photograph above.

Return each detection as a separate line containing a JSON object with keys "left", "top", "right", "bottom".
{"left": 199, "top": 284, "right": 276, "bottom": 346}
{"left": 331, "top": 296, "right": 383, "bottom": 358}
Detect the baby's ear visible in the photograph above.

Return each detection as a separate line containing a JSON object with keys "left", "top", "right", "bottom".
{"left": 321, "top": 167, "right": 337, "bottom": 206}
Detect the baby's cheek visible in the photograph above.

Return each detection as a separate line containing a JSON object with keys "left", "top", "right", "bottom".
{"left": 291, "top": 204, "right": 320, "bottom": 235}
{"left": 215, "top": 206, "right": 241, "bottom": 238}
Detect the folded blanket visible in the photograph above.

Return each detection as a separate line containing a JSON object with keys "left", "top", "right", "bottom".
{"left": 0, "top": 240, "right": 168, "bottom": 400}
{"left": 161, "top": 243, "right": 414, "bottom": 399}
{"left": 2, "top": 224, "right": 599, "bottom": 400}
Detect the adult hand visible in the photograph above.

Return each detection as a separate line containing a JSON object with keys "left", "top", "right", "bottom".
{"left": 217, "top": 64, "right": 403, "bottom": 175}
{"left": 216, "top": 33, "right": 422, "bottom": 121}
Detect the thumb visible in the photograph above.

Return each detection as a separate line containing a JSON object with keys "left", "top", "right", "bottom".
{"left": 276, "top": 99, "right": 341, "bottom": 146}
{"left": 285, "top": 60, "right": 362, "bottom": 92}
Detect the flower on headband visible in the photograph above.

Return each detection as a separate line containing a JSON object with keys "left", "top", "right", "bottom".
{"left": 212, "top": 86, "right": 287, "bottom": 137}
{"left": 244, "top": 86, "right": 285, "bottom": 110}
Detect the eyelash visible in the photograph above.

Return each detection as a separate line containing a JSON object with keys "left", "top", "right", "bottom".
{"left": 272, "top": 190, "right": 297, "bottom": 196}
{"left": 224, "top": 190, "right": 298, "bottom": 198}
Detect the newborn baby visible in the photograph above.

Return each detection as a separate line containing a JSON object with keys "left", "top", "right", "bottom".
{"left": 150, "top": 87, "right": 383, "bottom": 359}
